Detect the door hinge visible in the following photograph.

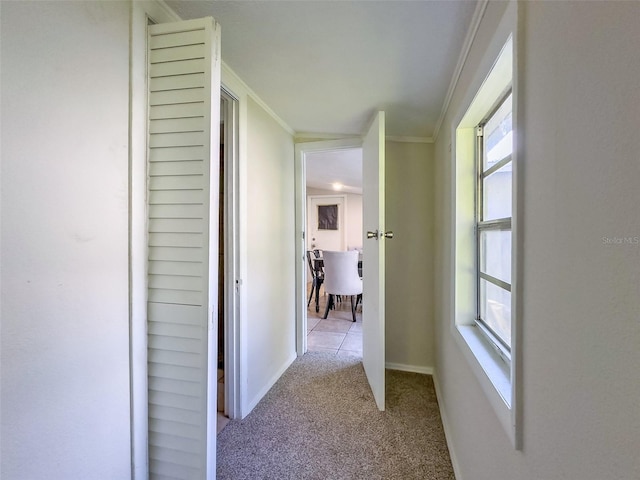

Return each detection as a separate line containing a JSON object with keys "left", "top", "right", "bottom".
{"left": 476, "top": 126, "right": 484, "bottom": 137}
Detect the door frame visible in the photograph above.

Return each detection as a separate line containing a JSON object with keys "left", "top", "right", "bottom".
{"left": 220, "top": 87, "right": 241, "bottom": 420}
{"left": 294, "top": 138, "right": 362, "bottom": 356}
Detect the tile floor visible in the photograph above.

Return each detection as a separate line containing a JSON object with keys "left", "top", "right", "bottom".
{"left": 307, "top": 288, "right": 362, "bottom": 357}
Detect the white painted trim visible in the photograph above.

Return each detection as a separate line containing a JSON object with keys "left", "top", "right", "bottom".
{"left": 297, "top": 133, "right": 433, "bottom": 144}
{"left": 448, "top": 0, "right": 520, "bottom": 449}
{"left": 220, "top": 65, "right": 251, "bottom": 420}
{"left": 432, "top": 372, "right": 464, "bottom": 480}
{"left": 294, "top": 138, "right": 363, "bottom": 357}
{"left": 220, "top": 89, "right": 241, "bottom": 422}
{"left": 386, "top": 135, "right": 434, "bottom": 144}
{"left": 295, "top": 132, "right": 359, "bottom": 142}
{"left": 452, "top": 326, "right": 512, "bottom": 431}
{"left": 129, "top": 2, "right": 186, "bottom": 478}
{"left": 294, "top": 143, "right": 308, "bottom": 356}
{"left": 152, "top": 0, "right": 181, "bottom": 22}
{"left": 204, "top": 19, "right": 223, "bottom": 478}
{"left": 385, "top": 363, "right": 434, "bottom": 375}
{"left": 511, "top": 0, "right": 525, "bottom": 451}
{"left": 433, "top": 0, "right": 489, "bottom": 142}
{"left": 244, "top": 352, "right": 297, "bottom": 414}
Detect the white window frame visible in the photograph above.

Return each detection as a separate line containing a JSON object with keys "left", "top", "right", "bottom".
{"left": 475, "top": 90, "right": 513, "bottom": 362}
{"left": 451, "top": 0, "right": 522, "bottom": 450}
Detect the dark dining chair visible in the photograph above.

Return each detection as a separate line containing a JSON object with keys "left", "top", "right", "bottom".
{"left": 306, "top": 250, "right": 324, "bottom": 312}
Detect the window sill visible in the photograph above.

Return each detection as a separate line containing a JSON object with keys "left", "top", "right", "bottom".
{"left": 454, "top": 324, "right": 516, "bottom": 446}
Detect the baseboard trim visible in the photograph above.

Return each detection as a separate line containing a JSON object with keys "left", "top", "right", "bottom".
{"left": 243, "top": 351, "right": 297, "bottom": 417}
{"left": 385, "top": 362, "right": 434, "bottom": 375}
{"left": 432, "top": 371, "right": 463, "bottom": 480}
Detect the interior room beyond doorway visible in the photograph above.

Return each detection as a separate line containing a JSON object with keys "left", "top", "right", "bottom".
{"left": 306, "top": 284, "right": 362, "bottom": 356}
{"left": 305, "top": 147, "right": 363, "bottom": 356}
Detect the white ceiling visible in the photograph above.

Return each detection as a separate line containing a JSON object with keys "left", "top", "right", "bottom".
{"left": 305, "top": 148, "right": 363, "bottom": 194}
{"left": 166, "top": 1, "right": 478, "bottom": 193}
{"left": 165, "top": 0, "right": 479, "bottom": 139}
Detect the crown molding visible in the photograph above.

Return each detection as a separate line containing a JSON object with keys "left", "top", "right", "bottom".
{"left": 386, "top": 135, "right": 434, "bottom": 144}
{"left": 155, "top": 0, "right": 295, "bottom": 137}
{"left": 221, "top": 63, "right": 295, "bottom": 136}
{"left": 294, "top": 132, "right": 361, "bottom": 143}
{"left": 432, "top": 0, "right": 489, "bottom": 142}
{"left": 152, "top": 0, "right": 181, "bottom": 22}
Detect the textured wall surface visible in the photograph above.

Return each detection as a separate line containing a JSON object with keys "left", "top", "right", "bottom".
{"left": 434, "top": 2, "right": 640, "bottom": 479}
{"left": 385, "top": 141, "right": 435, "bottom": 370}
{"left": 1, "top": 2, "right": 132, "bottom": 478}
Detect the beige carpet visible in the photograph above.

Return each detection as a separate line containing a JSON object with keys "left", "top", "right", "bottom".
{"left": 217, "top": 352, "right": 455, "bottom": 479}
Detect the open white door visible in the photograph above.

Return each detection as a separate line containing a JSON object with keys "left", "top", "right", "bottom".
{"left": 146, "top": 17, "right": 221, "bottom": 479}
{"left": 362, "top": 111, "right": 387, "bottom": 411}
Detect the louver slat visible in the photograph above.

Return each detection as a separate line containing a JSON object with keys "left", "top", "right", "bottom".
{"left": 147, "top": 17, "right": 219, "bottom": 479}
{"left": 149, "top": 161, "right": 204, "bottom": 177}
{"left": 148, "top": 260, "right": 203, "bottom": 277}
{"left": 150, "top": 44, "right": 206, "bottom": 64}
{"left": 148, "top": 176, "right": 204, "bottom": 191}
{"left": 148, "top": 350, "right": 201, "bottom": 369}
{"left": 149, "top": 190, "right": 203, "bottom": 205}
{"left": 149, "top": 131, "right": 203, "bottom": 148}
{"left": 149, "top": 146, "right": 204, "bottom": 162}
{"left": 150, "top": 118, "right": 204, "bottom": 135}
{"left": 148, "top": 289, "right": 202, "bottom": 308}
{"left": 151, "top": 88, "right": 205, "bottom": 107}
{"left": 150, "top": 103, "right": 205, "bottom": 121}
{"left": 150, "top": 58, "right": 206, "bottom": 78}
{"left": 151, "top": 73, "right": 205, "bottom": 92}
{"left": 149, "top": 246, "right": 204, "bottom": 263}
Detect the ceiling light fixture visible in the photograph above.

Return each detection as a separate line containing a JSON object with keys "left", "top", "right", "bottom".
{"left": 332, "top": 182, "right": 343, "bottom": 191}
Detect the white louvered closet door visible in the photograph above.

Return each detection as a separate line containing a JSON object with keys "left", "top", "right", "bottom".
{"left": 147, "top": 17, "right": 221, "bottom": 480}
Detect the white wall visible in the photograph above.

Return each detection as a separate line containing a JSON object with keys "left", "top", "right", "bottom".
{"left": 244, "top": 97, "right": 297, "bottom": 411}
{"left": 434, "top": 2, "right": 640, "bottom": 479}
{"left": 306, "top": 187, "right": 363, "bottom": 251}
{"left": 0, "top": 2, "right": 132, "bottom": 478}
{"left": 385, "top": 141, "right": 435, "bottom": 371}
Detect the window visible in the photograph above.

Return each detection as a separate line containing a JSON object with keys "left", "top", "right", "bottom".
{"left": 453, "top": 30, "right": 520, "bottom": 448}
{"left": 476, "top": 92, "right": 513, "bottom": 357}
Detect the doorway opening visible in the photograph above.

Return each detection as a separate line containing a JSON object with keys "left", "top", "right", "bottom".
{"left": 217, "top": 88, "right": 240, "bottom": 431}
{"left": 303, "top": 147, "right": 364, "bottom": 356}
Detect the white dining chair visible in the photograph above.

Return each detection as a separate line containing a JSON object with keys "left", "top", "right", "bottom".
{"left": 321, "top": 250, "right": 363, "bottom": 322}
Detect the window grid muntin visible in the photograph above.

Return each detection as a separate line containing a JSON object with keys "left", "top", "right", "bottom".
{"left": 476, "top": 90, "right": 513, "bottom": 356}
{"left": 478, "top": 228, "right": 513, "bottom": 284}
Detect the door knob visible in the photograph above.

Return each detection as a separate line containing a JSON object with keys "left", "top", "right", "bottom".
{"left": 383, "top": 231, "right": 394, "bottom": 239}
{"left": 366, "top": 230, "right": 379, "bottom": 240}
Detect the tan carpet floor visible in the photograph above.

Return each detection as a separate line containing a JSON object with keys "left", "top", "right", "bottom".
{"left": 217, "top": 352, "right": 454, "bottom": 479}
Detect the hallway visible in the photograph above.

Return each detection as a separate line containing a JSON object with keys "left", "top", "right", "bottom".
{"left": 216, "top": 352, "right": 454, "bottom": 479}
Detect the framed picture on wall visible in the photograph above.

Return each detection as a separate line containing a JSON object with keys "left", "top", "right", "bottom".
{"left": 317, "top": 204, "right": 338, "bottom": 230}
